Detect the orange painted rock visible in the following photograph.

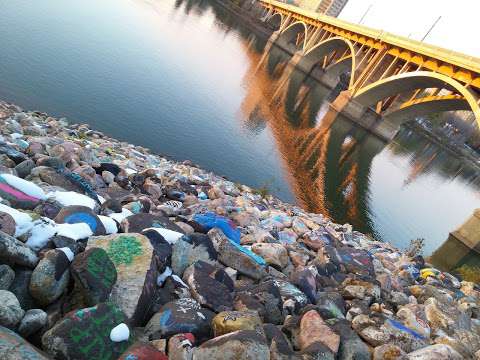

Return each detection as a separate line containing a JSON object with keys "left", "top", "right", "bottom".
{"left": 299, "top": 310, "right": 340, "bottom": 354}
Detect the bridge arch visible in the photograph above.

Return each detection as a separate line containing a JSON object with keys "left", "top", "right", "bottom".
{"left": 298, "top": 37, "right": 357, "bottom": 88}
{"left": 353, "top": 71, "right": 480, "bottom": 127}
{"left": 264, "top": 12, "right": 283, "bottom": 31}
{"left": 276, "top": 21, "right": 309, "bottom": 54}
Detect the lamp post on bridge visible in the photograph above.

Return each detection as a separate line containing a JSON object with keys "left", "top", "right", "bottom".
{"left": 421, "top": 15, "right": 442, "bottom": 42}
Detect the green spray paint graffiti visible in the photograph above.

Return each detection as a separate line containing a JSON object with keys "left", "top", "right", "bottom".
{"left": 107, "top": 235, "right": 143, "bottom": 265}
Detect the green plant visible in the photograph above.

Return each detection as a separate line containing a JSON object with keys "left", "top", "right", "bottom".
{"left": 405, "top": 238, "right": 425, "bottom": 257}
{"left": 454, "top": 264, "right": 480, "bottom": 283}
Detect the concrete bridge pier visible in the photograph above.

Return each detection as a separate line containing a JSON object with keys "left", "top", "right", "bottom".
{"left": 331, "top": 90, "right": 396, "bottom": 141}
{"left": 430, "top": 209, "right": 480, "bottom": 272}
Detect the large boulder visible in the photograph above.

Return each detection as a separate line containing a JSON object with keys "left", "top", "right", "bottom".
{"left": 183, "top": 261, "right": 233, "bottom": 313}
{"left": 42, "top": 302, "right": 132, "bottom": 360}
{"left": 209, "top": 228, "right": 266, "bottom": 280}
{"left": 55, "top": 205, "right": 106, "bottom": 236}
{"left": 71, "top": 247, "right": 117, "bottom": 306}
{"left": 86, "top": 233, "right": 158, "bottom": 325}
{"left": 171, "top": 233, "right": 217, "bottom": 276}
{"left": 145, "top": 298, "right": 214, "bottom": 340}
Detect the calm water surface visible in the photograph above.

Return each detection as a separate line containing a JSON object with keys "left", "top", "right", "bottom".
{"left": 1, "top": 0, "right": 479, "bottom": 264}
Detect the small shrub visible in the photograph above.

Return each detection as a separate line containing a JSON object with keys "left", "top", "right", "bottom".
{"left": 405, "top": 238, "right": 425, "bottom": 257}
{"left": 455, "top": 264, "right": 480, "bottom": 283}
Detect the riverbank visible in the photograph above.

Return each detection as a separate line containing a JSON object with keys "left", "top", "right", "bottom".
{"left": 403, "top": 121, "right": 480, "bottom": 171}
{"left": 0, "top": 101, "right": 477, "bottom": 359}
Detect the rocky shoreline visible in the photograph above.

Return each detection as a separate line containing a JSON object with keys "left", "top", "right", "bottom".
{"left": 0, "top": 100, "right": 477, "bottom": 359}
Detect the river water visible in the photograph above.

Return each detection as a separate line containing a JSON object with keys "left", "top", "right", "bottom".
{"left": 1, "top": 0, "right": 479, "bottom": 265}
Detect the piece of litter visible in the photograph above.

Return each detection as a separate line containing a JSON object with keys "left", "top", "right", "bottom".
{"left": 110, "top": 323, "right": 130, "bottom": 342}
{"left": 171, "top": 274, "right": 188, "bottom": 288}
{"left": 58, "top": 247, "right": 75, "bottom": 261}
{"left": 157, "top": 266, "right": 173, "bottom": 286}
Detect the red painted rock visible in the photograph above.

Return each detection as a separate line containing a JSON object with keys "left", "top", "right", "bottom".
{"left": 86, "top": 233, "right": 158, "bottom": 325}
{"left": 118, "top": 342, "right": 168, "bottom": 360}
{"left": 299, "top": 310, "right": 340, "bottom": 354}
{"left": 0, "top": 174, "right": 45, "bottom": 209}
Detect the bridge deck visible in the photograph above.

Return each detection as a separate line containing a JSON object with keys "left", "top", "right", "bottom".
{"left": 261, "top": 0, "right": 480, "bottom": 75}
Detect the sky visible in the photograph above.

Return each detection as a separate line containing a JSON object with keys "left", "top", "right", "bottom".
{"left": 338, "top": 0, "right": 480, "bottom": 58}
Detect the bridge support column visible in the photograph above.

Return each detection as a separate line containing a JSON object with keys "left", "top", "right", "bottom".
{"left": 430, "top": 209, "right": 480, "bottom": 272}
{"left": 330, "top": 90, "right": 395, "bottom": 141}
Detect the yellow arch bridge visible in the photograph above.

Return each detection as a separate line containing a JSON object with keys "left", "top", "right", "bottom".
{"left": 254, "top": 0, "right": 480, "bottom": 140}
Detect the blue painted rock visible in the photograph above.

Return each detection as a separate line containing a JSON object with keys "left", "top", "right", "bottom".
{"left": 0, "top": 174, "right": 45, "bottom": 209}
{"left": 42, "top": 302, "right": 132, "bottom": 360}
{"left": 86, "top": 233, "right": 158, "bottom": 326}
{"left": 118, "top": 342, "right": 168, "bottom": 360}
{"left": 29, "top": 249, "right": 70, "bottom": 306}
{"left": 171, "top": 233, "right": 217, "bottom": 276}
{"left": 55, "top": 205, "right": 106, "bottom": 236}
{"left": 145, "top": 298, "right": 214, "bottom": 340}
{"left": 183, "top": 261, "right": 233, "bottom": 313}
{"left": 71, "top": 247, "right": 117, "bottom": 306}
{"left": 0, "top": 142, "right": 27, "bottom": 164}
{"left": 0, "top": 325, "right": 50, "bottom": 359}
{"left": 209, "top": 228, "right": 266, "bottom": 280}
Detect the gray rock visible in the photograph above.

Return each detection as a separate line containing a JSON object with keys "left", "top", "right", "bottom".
{"left": 0, "top": 231, "right": 39, "bottom": 268}
{"left": 0, "top": 325, "right": 51, "bottom": 359}
{"left": 9, "top": 268, "right": 38, "bottom": 310}
{"left": 183, "top": 261, "right": 233, "bottom": 313}
{"left": 192, "top": 330, "right": 269, "bottom": 360}
{"left": 0, "top": 264, "right": 15, "bottom": 290}
{"left": 18, "top": 309, "right": 47, "bottom": 337}
{"left": 171, "top": 233, "right": 217, "bottom": 276}
{"left": 14, "top": 159, "right": 35, "bottom": 178}
{"left": 145, "top": 298, "right": 214, "bottom": 340}
{"left": 0, "top": 290, "right": 24, "bottom": 329}
{"left": 406, "top": 344, "right": 462, "bottom": 359}
{"left": 29, "top": 249, "right": 70, "bottom": 306}
{"left": 332, "top": 320, "right": 370, "bottom": 360}
{"left": 209, "top": 228, "right": 266, "bottom": 280}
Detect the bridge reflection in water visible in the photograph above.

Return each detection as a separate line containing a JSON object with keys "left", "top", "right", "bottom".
{"left": 171, "top": 0, "right": 480, "bottom": 273}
